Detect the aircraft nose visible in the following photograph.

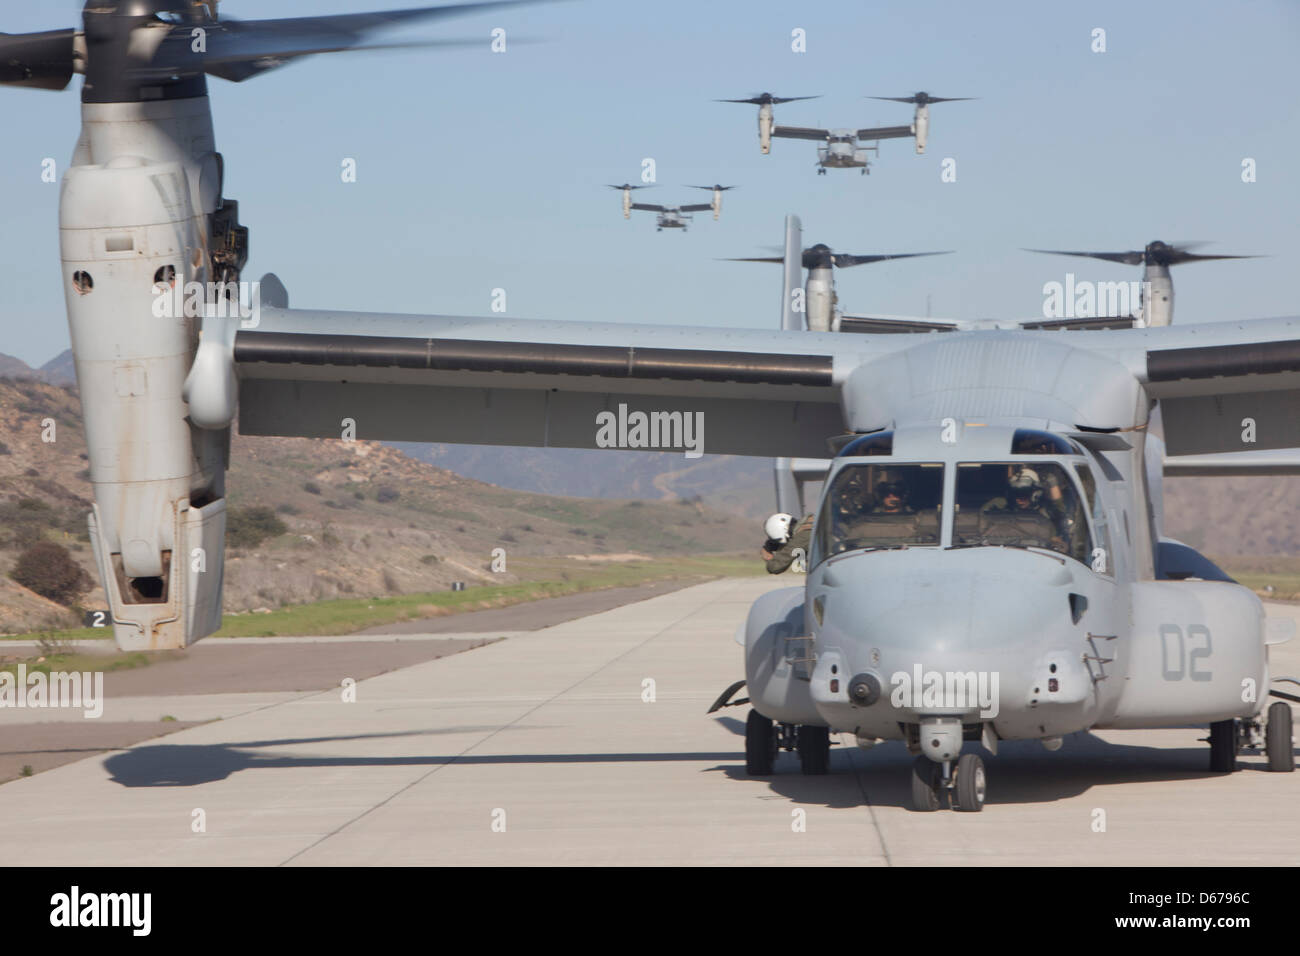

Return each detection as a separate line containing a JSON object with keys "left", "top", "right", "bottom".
{"left": 815, "top": 548, "right": 1073, "bottom": 667}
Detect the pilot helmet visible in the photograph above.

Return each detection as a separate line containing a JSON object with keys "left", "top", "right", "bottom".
{"left": 764, "top": 513, "right": 794, "bottom": 543}
{"left": 1009, "top": 467, "right": 1043, "bottom": 506}
{"left": 875, "top": 471, "right": 910, "bottom": 505}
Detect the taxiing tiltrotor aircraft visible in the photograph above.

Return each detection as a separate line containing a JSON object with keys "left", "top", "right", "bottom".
{"left": 1027, "top": 241, "right": 1260, "bottom": 328}
{"left": 3, "top": 1, "right": 1296, "bottom": 814}
{"left": 608, "top": 183, "right": 733, "bottom": 231}
{"left": 719, "top": 90, "right": 972, "bottom": 174}
{"left": 725, "top": 240, "right": 951, "bottom": 332}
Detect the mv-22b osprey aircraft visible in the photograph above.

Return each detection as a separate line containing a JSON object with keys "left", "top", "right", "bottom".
{"left": 4, "top": 0, "right": 1297, "bottom": 812}
{"left": 718, "top": 91, "right": 971, "bottom": 174}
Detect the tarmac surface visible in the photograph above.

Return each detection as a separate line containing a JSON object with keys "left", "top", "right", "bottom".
{"left": 1, "top": 576, "right": 1297, "bottom": 866}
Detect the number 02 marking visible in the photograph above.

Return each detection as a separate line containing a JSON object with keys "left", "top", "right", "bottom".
{"left": 1160, "top": 623, "right": 1212, "bottom": 682}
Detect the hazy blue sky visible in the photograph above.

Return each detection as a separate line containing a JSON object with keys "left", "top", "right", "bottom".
{"left": 1, "top": 0, "right": 1297, "bottom": 366}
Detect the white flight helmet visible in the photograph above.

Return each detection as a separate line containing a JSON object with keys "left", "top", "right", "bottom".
{"left": 764, "top": 513, "right": 795, "bottom": 543}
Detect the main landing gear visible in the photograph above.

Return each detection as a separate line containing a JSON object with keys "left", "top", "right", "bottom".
{"left": 744, "top": 711, "right": 832, "bottom": 775}
{"left": 911, "top": 752, "right": 987, "bottom": 812}
{"left": 1211, "top": 701, "right": 1295, "bottom": 773}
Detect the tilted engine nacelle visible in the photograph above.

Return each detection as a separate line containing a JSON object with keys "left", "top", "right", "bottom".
{"left": 804, "top": 267, "right": 835, "bottom": 332}
{"left": 621, "top": 186, "right": 631, "bottom": 219}
{"left": 61, "top": 110, "right": 229, "bottom": 650}
{"left": 913, "top": 104, "right": 929, "bottom": 154}
{"left": 711, "top": 188, "right": 722, "bottom": 221}
{"left": 758, "top": 102, "right": 773, "bottom": 154}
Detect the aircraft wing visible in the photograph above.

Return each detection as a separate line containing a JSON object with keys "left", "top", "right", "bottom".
{"left": 679, "top": 203, "right": 713, "bottom": 213}
{"left": 1163, "top": 449, "right": 1300, "bottom": 476}
{"left": 233, "top": 307, "right": 896, "bottom": 458}
{"left": 855, "top": 124, "right": 913, "bottom": 141}
{"left": 630, "top": 202, "right": 668, "bottom": 212}
{"left": 772, "top": 125, "right": 832, "bottom": 141}
{"left": 1112, "top": 315, "right": 1300, "bottom": 455}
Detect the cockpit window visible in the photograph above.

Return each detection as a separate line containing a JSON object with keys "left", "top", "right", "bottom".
{"left": 1010, "top": 429, "right": 1075, "bottom": 455}
{"left": 835, "top": 431, "right": 893, "bottom": 458}
{"left": 953, "top": 462, "right": 1092, "bottom": 563}
{"left": 812, "top": 463, "right": 943, "bottom": 563}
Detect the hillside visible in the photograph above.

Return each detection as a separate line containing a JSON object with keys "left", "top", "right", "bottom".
{"left": 0, "top": 377, "right": 758, "bottom": 633}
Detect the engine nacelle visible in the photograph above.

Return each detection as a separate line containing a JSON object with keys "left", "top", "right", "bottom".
{"left": 61, "top": 151, "right": 227, "bottom": 650}
{"left": 621, "top": 186, "right": 631, "bottom": 219}
{"left": 743, "top": 586, "right": 820, "bottom": 725}
{"left": 1107, "top": 581, "right": 1267, "bottom": 727}
{"left": 758, "top": 102, "right": 773, "bottom": 154}
{"left": 804, "top": 267, "right": 834, "bottom": 333}
{"left": 913, "top": 104, "right": 929, "bottom": 154}
{"left": 711, "top": 188, "right": 722, "bottom": 221}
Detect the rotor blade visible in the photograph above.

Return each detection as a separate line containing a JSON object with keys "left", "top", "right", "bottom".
{"left": 686, "top": 185, "right": 736, "bottom": 191}
{"left": 868, "top": 94, "right": 976, "bottom": 104}
{"left": 0, "top": 29, "right": 77, "bottom": 91}
{"left": 715, "top": 94, "right": 820, "bottom": 105}
{"left": 138, "top": 1, "right": 543, "bottom": 80}
{"left": 1024, "top": 248, "right": 1146, "bottom": 266}
{"left": 721, "top": 257, "right": 784, "bottom": 264}
{"left": 831, "top": 251, "right": 953, "bottom": 268}
{"left": 1165, "top": 251, "right": 1261, "bottom": 265}
{"left": 200, "top": 37, "right": 495, "bottom": 82}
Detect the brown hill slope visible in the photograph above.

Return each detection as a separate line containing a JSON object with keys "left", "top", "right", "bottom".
{"left": 0, "top": 379, "right": 757, "bottom": 633}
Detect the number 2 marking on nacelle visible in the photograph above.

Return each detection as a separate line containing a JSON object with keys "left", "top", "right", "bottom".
{"left": 1159, "top": 623, "right": 1212, "bottom": 682}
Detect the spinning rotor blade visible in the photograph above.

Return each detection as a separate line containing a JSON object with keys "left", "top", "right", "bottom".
{"left": 0, "top": 1, "right": 544, "bottom": 93}
{"left": 830, "top": 250, "right": 952, "bottom": 268}
{"left": 687, "top": 184, "right": 736, "bottom": 191}
{"left": 0, "top": 29, "right": 78, "bottom": 90}
{"left": 868, "top": 91, "right": 975, "bottom": 105}
{"left": 154, "top": 2, "right": 541, "bottom": 81}
{"left": 716, "top": 92, "right": 819, "bottom": 105}
{"left": 1026, "top": 240, "right": 1259, "bottom": 267}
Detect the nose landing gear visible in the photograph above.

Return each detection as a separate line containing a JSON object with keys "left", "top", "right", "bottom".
{"left": 910, "top": 752, "right": 987, "bottom": 812}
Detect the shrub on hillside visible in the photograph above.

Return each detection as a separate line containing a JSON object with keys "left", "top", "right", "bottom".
{"left": 375, "top": 486, "right": 399, "bottom": 503}
{"left": 226, "top": 506, "right": 288, "bottom": 549}
{"left": 10, "top": 541, "right": 91, "bottom": 606}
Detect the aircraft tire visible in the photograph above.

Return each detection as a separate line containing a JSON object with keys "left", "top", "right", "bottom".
{"left": 745, "top": 709, "right": 776, "bottom": 775}
{"left": 910, "top": 757, "right": 942, "bottom": 812}
{"left": 797, "top": 725, "right": 830, "bottom": 775}
{"left": 1208, "top": 719, "right": 1238, "bottom": 773}
{"left": 1266, "top": 702, "right": 1294, "bottom": 773}
{"left": 953, "top": 753, "right": 986, "bottom": 812}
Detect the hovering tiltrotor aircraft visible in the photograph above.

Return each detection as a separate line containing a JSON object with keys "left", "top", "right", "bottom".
{"left": 1027, "top": 241, "right": 1260, "bottom": 328}
{"left": 718, "top": 91, "right": 971, "bottom": 174}
{"left": 6, "top": 2, "right": 1298, "bottom": 812}
{"left": 608, "top": 183, "right": 733, "bottom": 231}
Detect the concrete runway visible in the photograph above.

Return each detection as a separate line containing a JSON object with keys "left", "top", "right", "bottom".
{"left": 2, "top": 577, "right": 1297, "bottom": 866}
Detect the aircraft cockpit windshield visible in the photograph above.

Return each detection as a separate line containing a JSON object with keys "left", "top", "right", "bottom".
{"left": 815, "top": 463, "right": 944, "bottom": 559}
{"left": 953, "top": 461, "right": 1091, "bottom": 562}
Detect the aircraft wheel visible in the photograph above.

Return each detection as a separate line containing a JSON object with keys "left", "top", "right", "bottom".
{"left": 797, "top": 725, "right": 830, "bottom": 775}
{"left": 910, "top": 756, "right": 942, "bottom": 811}
{"left": 745, "top": 709, "right": 776, "bottom": 775}
{"left": 1208, "top": 719, "right": 1238, "bottom": 773}
{"left": 953, "top": 752, "right": 986, "bottom": 812}
{"left": 1266, "top": 701, "right": 1294, "bottom": 773}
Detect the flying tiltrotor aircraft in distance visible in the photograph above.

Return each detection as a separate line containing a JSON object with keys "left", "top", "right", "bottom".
{"left": 608, "top": 183, "right": 734, "bottom": 231}
{"left": 4, "top": 0, "right": 1298, "bottom": 813}
{"left": 717, "top": 91, "right": 972, "bottom": 174}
